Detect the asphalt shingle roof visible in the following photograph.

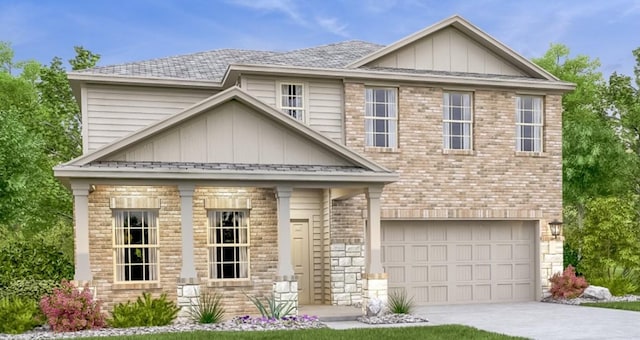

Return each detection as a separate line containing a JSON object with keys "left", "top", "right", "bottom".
{"left": 86, "top": 161, "right": 370, "bottom": 173}
{"left": 77, "top": 40, "right": 384, "bottom": 82}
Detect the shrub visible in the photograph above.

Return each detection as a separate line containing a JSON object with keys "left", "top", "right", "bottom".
{"left": 0, "top": 279, "right": 60, "bottom": 303}
{"left": 189, "top": 291, "right": 225, "bottom": 324}
{"left": 108, "top": 292, "right": 180, "bottom": 328}
{"left": 246, "top": 293, "right": 295, "bottom": 319}
{"left": 549, "top": 265, "right": 588, "bottom": 299}
{"left": 0, "top": 297, "right": 40, "bottom": 334}
{"left": 387, "top": 289, "right": 414, "bottom": 314}
{"left": 590, "top": 269, "right": 640, "bottom": 296}
{"left": 39, "top": 280, "right": 105, "bottom": 332}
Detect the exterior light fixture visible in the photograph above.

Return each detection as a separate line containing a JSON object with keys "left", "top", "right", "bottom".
{"left": 548, "top": 219, "right": 563, "bottom": 239}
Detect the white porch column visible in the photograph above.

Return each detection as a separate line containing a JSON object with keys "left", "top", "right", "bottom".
{"left": 71, "top": 182, "right": 92, "bottom": 282}
{"left": 365, "top": 186, "right": 384, "bottom": 274}
{"left": 178, "top": 184, "right": 198, "bottom": 280}
{"left": 276, "top": 186, "right": 294, "bottom": 277}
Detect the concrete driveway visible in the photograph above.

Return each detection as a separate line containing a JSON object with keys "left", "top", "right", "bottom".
{"left": 422, "top": 302, "right": 638, "bottom": 340}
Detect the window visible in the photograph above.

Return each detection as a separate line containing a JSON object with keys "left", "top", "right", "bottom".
{"left": 516, "top": 96, "right": 543, "bottom": 152}
{"left": 113, "top": 210, "right": 158, "bottom": 282}
{"left": 443, "top": 92, "right": 473, "bottom": 150}
{"left": 208, "top": 210, "right": 249, "bottom": 280}
{"left": 280, "top": 83, "right": 304, "bottom": 121}
{"left": 365, "top": 88, "right": 397, "bottom": 148}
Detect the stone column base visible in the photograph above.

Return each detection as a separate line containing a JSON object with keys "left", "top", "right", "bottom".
{"left": 176, "top": 279, "right": 200, "bottom": 324}
{"left": 273, "top": 276, "right": 298, "bottom": 316}
{"left": 362, "top": 273, "right": 388, "bottom": 316}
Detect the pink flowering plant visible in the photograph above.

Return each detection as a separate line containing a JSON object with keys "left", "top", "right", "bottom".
{"left": 39, "top": 280, "right": 105, "bottom": 332}
{"left": 549, "top": 265, "right": 588, "bottom": 299}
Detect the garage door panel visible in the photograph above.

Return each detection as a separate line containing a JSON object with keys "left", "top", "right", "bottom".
{"left": 430, "top": 245, "right": 448, "bottom": 261}
{"left": 456, "top": 245, "right": 472, "bottom": 261}
{"left": 410, "top": 266, "right": 428, "bottom": 281}
{"left": 456, "top": 265, "right": 472, "bottom": 281}
{"left": 383, "top": 220, "right": 536, "bottom": 305}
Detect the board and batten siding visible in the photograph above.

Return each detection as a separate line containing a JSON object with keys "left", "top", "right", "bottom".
{"left": 241, "top": 76, "right": 344, "bottom": 143}
{"left": 84, "top": 84, "right": 217, "bottom": 152}
{"left": 367, "top": 27, "right": 526, "bottom": 76}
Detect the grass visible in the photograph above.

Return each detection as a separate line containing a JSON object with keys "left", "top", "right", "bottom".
{"left": 79, "top": 325, "right": 526, "bottom": 340}
{"left": 581, "top": 301, "right": 640, "bottom": 312}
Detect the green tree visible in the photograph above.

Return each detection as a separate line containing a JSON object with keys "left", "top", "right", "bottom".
{"left": 577, "top": 196, "right": 640, "bottom": 295}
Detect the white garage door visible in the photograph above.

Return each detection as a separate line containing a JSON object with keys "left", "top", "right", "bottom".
{"left": 382, "top": 220, "right": 536, "bottom": 305}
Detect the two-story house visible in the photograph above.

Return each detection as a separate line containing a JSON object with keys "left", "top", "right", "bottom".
{"left": 54, "top": 15, "right": 573, "bottom": 318}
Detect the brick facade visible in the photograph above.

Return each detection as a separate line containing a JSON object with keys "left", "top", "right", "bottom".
{"left": 87, "top": 185, "right": 277, "bottom": 317}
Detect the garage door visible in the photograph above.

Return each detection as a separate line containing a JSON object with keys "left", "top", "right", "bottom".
{"left": 382, "top": 220, "right": 536, "bottom": 305}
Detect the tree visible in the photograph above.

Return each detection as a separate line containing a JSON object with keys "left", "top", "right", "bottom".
{"left": 533, "top": 44, "right": 634, "bottom": 224}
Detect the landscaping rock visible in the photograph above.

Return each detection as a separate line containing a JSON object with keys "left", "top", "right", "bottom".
{"left": 581, "top": 285, "right": 613, "bottom": 301}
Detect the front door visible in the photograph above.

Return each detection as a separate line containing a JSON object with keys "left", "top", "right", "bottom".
{"left": 291, "top": 220, "right": 311, "bottom": 304}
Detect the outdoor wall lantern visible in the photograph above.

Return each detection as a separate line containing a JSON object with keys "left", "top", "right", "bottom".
{"left": 549, "top": 219, "right": 563, "bottom": 239}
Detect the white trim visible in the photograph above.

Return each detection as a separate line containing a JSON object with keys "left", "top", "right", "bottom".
{"left": 80, "top": 85, "right": 89, "bottom": 155}
{"left": 515, "top": 95, "right": 544, "bottom": 153}
{"left": 442, "top": 91, "right": 473, "bottom": 150}
{"left": 364, "top": 87, "right": 398, "bottom": 149}
{"left": 276, "top": 81, "right": 309, "bottom": 124}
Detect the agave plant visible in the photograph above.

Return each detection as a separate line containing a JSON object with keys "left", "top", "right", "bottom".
{"left": 245, "top": 293, "right": 296, "bottom": 319}
{"left": 387, "top": 289, "right": 415, "bottom": 314}
{"left": 189, "top": 291, "right": 226, "bottom": 324}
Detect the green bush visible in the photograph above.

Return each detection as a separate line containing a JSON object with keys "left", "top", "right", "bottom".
{"left": 246, "top": 293, "right": 295, "bottom": 319}
{"left": 189, "top": 291, "right": 225, "bottom": 324}
{"left": 387, "top": 289, "right": 414, "bottom": 314}
{"left": 0, "top": 279, "right": 60, "bottom": 303}
{"left": 108, "top": 292, "right": 180, "bottom": 328}
{"left": 0, "top": 297, "right": 40, "bottom": 334}
{"left": 590, "top": 270, "right": 640, "bottom": 296}
{"left": 0, "top": 224, "right": 73, "bottom": 287}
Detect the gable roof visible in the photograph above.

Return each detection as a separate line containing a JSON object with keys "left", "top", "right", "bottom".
{"left": 56, "top": 87, "right": 395, "bottom": 182}
{"left": 347, "top": 15, "right": 558, "bottom": 81}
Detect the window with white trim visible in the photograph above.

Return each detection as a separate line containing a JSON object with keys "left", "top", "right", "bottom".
{"left": 113, "top": 210, "right": 159, "bottom": 282}
{"left": 280, "top": 83, "right": 304, "bottom": 121}
{"left": 443, "top": 92, "right": 473, "bottom": 150}
{"left": 516, "top": 95, "right": 543, "bottom": 152}
{"left": 208, "top": 210, "right": 249, "bottom": 280}
{"left": 365, "top": 88, "right": 397, "bottom": 148}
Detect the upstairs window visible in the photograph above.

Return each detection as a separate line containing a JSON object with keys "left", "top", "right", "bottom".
{"left": 516, "top": 96, "right": 543, "bottom": 152}
{"left": 208, "top": 210, "right": 250, "bottom": 280}
{"left": 113, "top": 210, "right": 159, "bottom": 282}
{"left": 365, "top": 88, "right": 397, "bottom": 148}
{"left": 280, "top": 83, "right": 305, "bottom": 121}
{"left": 443, "top": 92, "right": 473, "bottom": 150}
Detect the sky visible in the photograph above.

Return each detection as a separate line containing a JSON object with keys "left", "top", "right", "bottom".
{"left": 1, "top": 0, "right": 639, "bottom": 78}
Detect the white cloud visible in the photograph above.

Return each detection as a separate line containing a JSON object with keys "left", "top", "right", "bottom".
{"left": 227, "top": 0, "right": 306, "bottom": 26}
{"left": 315, "top": 16, "right": 349, "bottom": 37}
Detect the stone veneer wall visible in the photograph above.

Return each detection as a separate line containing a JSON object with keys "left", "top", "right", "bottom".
{"left": 329, "top": 196, "right": 366, "bottom": 306}
{"left": 87, "top": 185, "right": 277, "bottom": 317}
{"left": 343, "top": 82, "right": 564, "bottom": 296}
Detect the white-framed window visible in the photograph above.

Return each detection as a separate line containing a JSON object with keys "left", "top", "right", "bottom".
{"left": 365, "top": 87, "right": 397, "bottom": 148}
{"left": 207, "top": 210, "right": 250, "bottom": 280}
{"left": 443, "top": 92, "right": 473, "bottom": 150}
{"left": 279, "top": 83, "right": 305, "bottom": 121}
{"left": 516, "top": 95, "right": 543, "bottom": 152}
{"left": 113, "top": 210, "right": 159, "bottom": 282}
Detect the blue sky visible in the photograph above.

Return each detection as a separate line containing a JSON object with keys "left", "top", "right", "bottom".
{"left": 1, "top": 0, "right": 638, "bottom": 78}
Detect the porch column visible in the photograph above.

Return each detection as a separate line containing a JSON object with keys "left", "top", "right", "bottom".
{"left": 365, "top": 186, "right": 384, "bottom": 274}
{"left": 71, "top": 182, "right": 92, "bottom": 282}
{"left": 275, "top": 186, "right": 294, "bottom": 277}
{"left": 363, "top": 185, "right": 387, "bottom": 316}
{"left": 176, "top": 184, "right": 200, "bottom": 323}
{"left": 178, "top": 184, "right": 197, "bottom": 280}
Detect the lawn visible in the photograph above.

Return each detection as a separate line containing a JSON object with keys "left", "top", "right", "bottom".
{"left": 80, "top": 325, "right": 526, "bottom": 340}
{"left": 581, "top": 301, "right": 640, "bottom": 312}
